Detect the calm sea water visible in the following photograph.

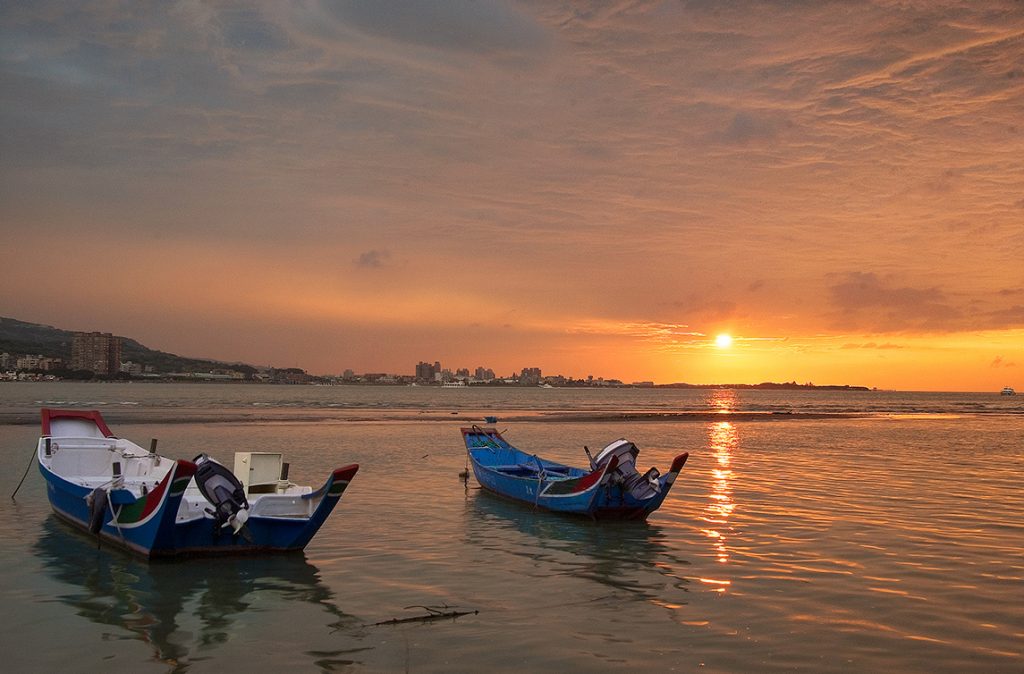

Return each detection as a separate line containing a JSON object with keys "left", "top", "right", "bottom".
{"left": 0, "top": 383, "right": 1021, "bottom": 672}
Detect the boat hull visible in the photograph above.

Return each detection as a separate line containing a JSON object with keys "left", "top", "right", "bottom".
{"left": 41, "top": 463, "right": 359, "bottom": 557}
{"left": 463, "top": 426, "right": 687, "bottom": 520}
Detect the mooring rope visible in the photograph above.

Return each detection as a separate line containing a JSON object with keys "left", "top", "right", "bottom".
{"left": 10, "top": 443, "right": 38, "bottom": 500}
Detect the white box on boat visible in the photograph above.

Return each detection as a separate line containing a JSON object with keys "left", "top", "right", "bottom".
{"left": 233, "top": 452, "right": 283, "bottom": 493}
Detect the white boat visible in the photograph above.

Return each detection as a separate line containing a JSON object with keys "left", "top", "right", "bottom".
{"left": 36, "top": 408, "right": 359, "bottom": 557}
{"left": 1000, "top": 386, "right": 1015, "bottom": 396}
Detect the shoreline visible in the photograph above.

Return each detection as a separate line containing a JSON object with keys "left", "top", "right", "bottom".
{"left": 0, "top": 409, "right": 978, "bottom": 427}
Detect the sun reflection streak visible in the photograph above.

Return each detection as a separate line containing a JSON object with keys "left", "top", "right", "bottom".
{"left": 709, "top": 388, "right": 737, "bottom": 414}
{"left": 701, "top": 420, "right": 738, "bottom": 571}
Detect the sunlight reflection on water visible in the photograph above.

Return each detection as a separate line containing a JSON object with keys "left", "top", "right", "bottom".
{"left": 703, "top": 421, "right": 737, "bottom": 569}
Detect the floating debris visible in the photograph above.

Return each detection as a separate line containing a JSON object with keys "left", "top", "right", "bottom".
{"left": 370, "top": 604, "right": 478, "bottom": 627}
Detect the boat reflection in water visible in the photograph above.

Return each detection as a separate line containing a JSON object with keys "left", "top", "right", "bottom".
{"left": 464, "top": 487, "right": 691, "bottom": 608}
{"left": 34, "top": 517, "right": 357, "bottom": 671}
{"left": 699, "top": 418, "right": 738, "bottom": 592}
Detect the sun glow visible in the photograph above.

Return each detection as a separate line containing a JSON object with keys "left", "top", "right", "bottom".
{"left": 715, "top": 333, "right": 733, "bottom": 348}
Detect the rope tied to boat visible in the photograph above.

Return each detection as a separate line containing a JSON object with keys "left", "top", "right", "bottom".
{"left": 532, "top": 455, "right": 546, "bottom": 509}
{"left": 110, "top": 501, "right": 127, "bottom": 545}
{"left": 10, "top": 440, "right": 40, "bottom": 500}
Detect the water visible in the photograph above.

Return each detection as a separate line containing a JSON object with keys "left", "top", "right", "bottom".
{"left": 2, "top": 382, "right": 1022, "bottom": 423}
{"left": 0, "top": 383, "right": 1021, "bottom": 672}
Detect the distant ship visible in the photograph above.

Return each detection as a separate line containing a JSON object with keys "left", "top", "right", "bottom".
{"left": 441, "top": 381, "right": 466, "bottom": 388}
{"left": 1000, "top": 386, "right": 1015, "bottom": 396}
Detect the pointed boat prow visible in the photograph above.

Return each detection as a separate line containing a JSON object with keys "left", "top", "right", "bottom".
{"left": 670, "top": 452, "right": 689, "bottom": 475}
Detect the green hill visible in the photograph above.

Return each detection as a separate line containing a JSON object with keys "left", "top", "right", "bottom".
{"left": 0, "top": 317, "right": 73, "bottom": 359}
{"left": 0, "top": 316, "right": 255, "bottom": 375}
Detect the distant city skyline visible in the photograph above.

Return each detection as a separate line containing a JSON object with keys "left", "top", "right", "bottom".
{"left": 4, "top": 316, "right": 646, "bottom": 383}
{"left": 2, "top": 2, "right": 1022, "bottom": 391}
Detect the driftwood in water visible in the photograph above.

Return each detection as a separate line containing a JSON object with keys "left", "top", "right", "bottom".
{"left": 370, "top": 604, "right": 478, "bottom": 627}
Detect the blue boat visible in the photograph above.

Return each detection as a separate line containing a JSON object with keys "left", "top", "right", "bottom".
{"left": 461, "top": 426, "right": 688, "bottom": 519}
{"left": 37, "top": 408, "right": 359, "bottom": 558}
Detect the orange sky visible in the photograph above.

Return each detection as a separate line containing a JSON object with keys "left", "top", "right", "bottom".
{"left": 2, "top": 2, "right": 1022, "bottom": 390}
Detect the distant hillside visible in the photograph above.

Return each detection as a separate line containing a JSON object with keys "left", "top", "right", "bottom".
{"left": 0, "top": 317, "right": 74, "bottom": 359}
{"left": 0, "top": 316, "right": 255, "bottom": 374}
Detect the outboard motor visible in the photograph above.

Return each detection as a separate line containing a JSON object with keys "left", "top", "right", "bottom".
{"left": 592, "top": 439, "right": 662, "bottom": 500}
{"left": 193, "top": 454, "right": 250, "bottom": 535}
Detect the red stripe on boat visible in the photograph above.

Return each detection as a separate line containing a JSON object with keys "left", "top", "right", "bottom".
{"left": 573, "top": 455, "right": 619, "bottom": 493}
{"left": 573, "top": 468, "right": 605, "bottom": 492}
{"left": 137, "top": 466, "right": 173, "bottom": 520}
{"left": 332, "top": 464, "right": 360, "bottom": 483}
{"left": 670, "top": 452, "right": 689, "bottom": 474}
{"left": 40, "top": 408, "right": 115, "bottom": 438}
{"left": 135, "top": 461, "right": 197, "bottom": 522}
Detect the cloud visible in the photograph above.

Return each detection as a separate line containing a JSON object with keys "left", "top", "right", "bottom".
{"left": 567, "top": 320, "right": 696, "bottom": 337}
{"left": 565, "top": 320, "right": 711, "bottom": 349}
{"left": 827, "top": 272, "right": 1024, "bottom": 333}
{"left": 709, "top": 110, "right": 789, "bottom": 146}
{"left": 830, "top": 272, "right": 944, "bottom": 310}
{"left": 990, "top": 356, "right": 1017, "bottom": 368}
{"left": 828, "top": 272, "right": 962, "bottom": 330}
{"left": 986, "top": 305, "right": 1024, "bottom": 328}
{"left": 318, "top": 0, "right": 551, "bottom": 57}
{"left": 671, "top": 296, "right": 738, "bottom": 322}
{"left": 219, "top": 7, "right": 290, "bottom": 51}
{"left": 355, "top": 249, "right": 391, "bottom": 268}
{"left": 841, "top": 342, "right": 904, "bottom": 350}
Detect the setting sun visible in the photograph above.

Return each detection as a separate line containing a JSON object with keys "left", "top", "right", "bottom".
{"left": 715, "top": 333, "right": 734, "bottom": 349}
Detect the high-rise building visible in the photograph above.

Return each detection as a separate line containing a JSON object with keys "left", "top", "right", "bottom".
{"left": 71, "top": 332, "right": 122, "bottom": 375}
{"left": 519, "top": 367, "right": 542, "bottom": 386}
{"left": 415, "top": 361, "right": 437, "bottom": 381}
{"left": 16, "top": 355, "right": 42, "bottom": 370}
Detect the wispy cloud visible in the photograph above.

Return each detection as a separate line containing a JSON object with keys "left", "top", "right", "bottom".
{"left": 841, "top": 342, "right": 904, "bottom": 350}
{"left": 566, "top": 320, "right": 703, "bottom": 341}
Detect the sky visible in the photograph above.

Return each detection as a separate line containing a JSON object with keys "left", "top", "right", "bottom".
{"left": 2, "top": 1, "right": 1023, "bottom": 391}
